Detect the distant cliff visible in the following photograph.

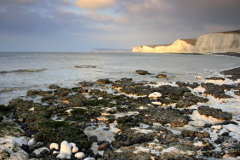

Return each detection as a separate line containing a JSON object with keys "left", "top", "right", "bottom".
{"left": 132, "top": 30, "right": 240, "bottom": 53}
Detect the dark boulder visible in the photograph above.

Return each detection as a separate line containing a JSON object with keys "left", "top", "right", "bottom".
{"left": 156, "top": 74, "right": 166, "bottom": 78}
{"left": 198, "top": 106, "right": 232, "bottom": 120}
{"left": 136, "top": 70, "right": 149, "bottom": 75}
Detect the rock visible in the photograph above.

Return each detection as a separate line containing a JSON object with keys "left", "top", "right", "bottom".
{"left": 198, "top": 106, "right": 232, "bottom": 120}
{"left": 13, "top": 136, "right": 30, "bottom": 146}
{"left": 33, "top": 147, "right": 50, "bottom": 155}
{"left": 69, "top": 143, "right": 78, "bottom": 153}
{"left": 156, "top": 74, "right": 166, "bottom": 78}
{"left": 56, "top": 153, "right": 71, "bottom": 159}
{"left": 83, "top": 157, "right": 95, "bottom": 160}
{"left": 211, "top": 125, "right": 222, "bottom": 130}
{"left": 96, "top": 78, "right": 113, "bottom": 84}
{"left": 0, "top": 115, "right": 3, "bottom": 123}
{"left": 189, "top": 120, "right": 206, "bottom": 127}
{"left": 50, "top": 143, "right": 59, "bottom": 150}
{"left": 151, "top": 102, "right": 162, "bottom": 106}
{"left": 60, "top": 141, "right": 72, "bottom": 156}
{"left": 201, "top": 83, "right": 233, "bottom": 99}
{"left": 181, "top": 130, "right": 210, "bottom": 138}
{"left": 148, "top": 92, "right": 162, "bottom": 99}
{"left": 79, "top": 81, "right": 93, "bottom": 87}
{"left": 89, "top": 136, "right": 98, "bottom": 142}
{"left": 98, "top": 142, "right": 110, "bottom": 151}
{"left": 0, "top": 138, "right": 29, "bottom": 160}
{"left": 49, "top": 84, "right": 60, "bottom": 89}
{"left": 206, "top": 77, "right": 225, "bottom": 81}
{"left": 75, "top": 152, "right": 85, "bottom": 159}
{"left": 28, "top": 138, "right": 36, "bottom": 146}
{"left": 40, "top": 149, "right": 49, "bottom": 155}
{"left": 21, "top": 144, "right": 29, "bottom": 153}
{"left": 136, "top": 70, "right": 149, "bottom": 75}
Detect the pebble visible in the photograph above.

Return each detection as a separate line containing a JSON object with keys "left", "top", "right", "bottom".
{"left": 75, "top": 152, "right": 85, "bottom": 159}
{"left": 28, "top": 138, "right": 36, "bottom": 146}
{"left": 60, "top": 141, "right": 72, "bottom": 156}
{"left": 50, "top": 143, "right": 59, "bottom": 150}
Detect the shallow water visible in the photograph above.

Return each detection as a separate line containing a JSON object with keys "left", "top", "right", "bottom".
{"left": 0, "top": 52, "right": 240, "bottom": 104}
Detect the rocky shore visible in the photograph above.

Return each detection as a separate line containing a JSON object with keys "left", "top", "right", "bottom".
{"left": 1, "top": 67, "right": 240, "bottom": 159}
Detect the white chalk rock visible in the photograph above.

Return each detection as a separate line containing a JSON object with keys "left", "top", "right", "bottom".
{"left": 148, "top": 92, "right": 162, "bottom": 99}
{"left": 72, "top": 146, "right": 79, "bottom": 153}
{"left": 56, "top": 153, "right": 71, "bottom": 159}
{"left": 84, "top": 157, "right": 95, "bottom": 160}
{"left": 211, "top": 125, "right": 222, "bottom": 130}
{"left": 50, "top": 143, "right": 59, "bottom": 150}
{"left": 13, "top": 136, "right": 30, "bottom": 146}
{"left": 189, "top": 120, "right": 206, "bottom": 127}
{"left": 60, "top": 141, "right": 72, "bottom": 156}
{"left": 33, "top": 147, "right": 50, "bottom": 155}
{"left": 69, "top": 142, "right": 76, "bottom": 147}
{"left": 53, "top": 151, "right": 60, "bottom": 154}
{"left": 98, "top": 97, "right": 103, "bottom": 100}
{"left": 75, "top": 152, "right": 85, "bottom": 159}
{"left": 28, "top": 138, "right": 36, "bottom": 146}
{"left": 69, "top": 142, "right": 78, "bottom": 153}
{"left": 151, "top": 102, "right": 162, "bottom": 106}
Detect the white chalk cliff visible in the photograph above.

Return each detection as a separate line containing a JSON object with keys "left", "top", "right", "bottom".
{"left": 132, "top": 30, "right": 240, "bottom": 53}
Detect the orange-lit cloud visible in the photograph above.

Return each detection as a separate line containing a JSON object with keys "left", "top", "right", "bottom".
{"left": 74, "top": 0, "right": 115, "bottom": 10}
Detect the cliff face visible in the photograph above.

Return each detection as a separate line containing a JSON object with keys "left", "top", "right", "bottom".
{"left": 132, "top": 31, "right": 240, "bottom": 53}
{"left": 132, "top": 39, "right": 196, "bottom": 53}
{"left": 194, "top": 33, "right": 240, "bottom": 53}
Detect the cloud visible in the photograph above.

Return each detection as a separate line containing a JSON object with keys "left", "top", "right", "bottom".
{"left": 74, "top": 0, "right": 116, "bottom": 10}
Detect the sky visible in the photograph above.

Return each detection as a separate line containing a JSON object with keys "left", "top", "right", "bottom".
{"left": 0, "top": 0, "right": 240, "bottom": 52}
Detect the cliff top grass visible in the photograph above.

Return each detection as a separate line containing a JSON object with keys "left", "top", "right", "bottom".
{"left": 219, "top": 30, "right": 240, "bottom": 34}
{"left": 179, "top": 39, "right": 198, "bottom": 45}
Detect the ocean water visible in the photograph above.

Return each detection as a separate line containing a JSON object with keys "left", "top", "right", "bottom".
{"left": 0, "top": 52, "right": 240, "bottom": 105}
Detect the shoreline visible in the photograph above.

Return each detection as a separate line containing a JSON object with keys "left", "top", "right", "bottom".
{"left": 1, "top": 68, "right": 240, "bottom": 159}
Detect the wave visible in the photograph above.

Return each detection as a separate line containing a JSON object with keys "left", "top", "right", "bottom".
{"left": 0, "top": 88, "right": 18, "bottom": 92}
{"left": 0, "top": 68, "right": 46, "bottom": 74}
{"left": 75, "top": 65, "right": 97, "bottom": 68}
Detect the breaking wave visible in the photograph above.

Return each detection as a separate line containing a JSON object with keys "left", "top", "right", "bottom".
{"left": 75, "top": 65, "right": 97, "bottom": 68}
{"left": 0, "top": 68, "right": 46, "bottom": 74}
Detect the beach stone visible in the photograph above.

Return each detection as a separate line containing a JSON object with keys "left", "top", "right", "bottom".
{"left": 72, "top": 146, "right": 79, "bottom": 153}
{"left": 75, "top": 152, "right": 85, "bottom": 159}
{"left": 50, "top": 143, "right": 59, "bottom": 150}
{"left": 49, "top": 84, "right": 60, "bottom": 89}
{"left": 33, "top": 147, "right": 50, "bottom": 155}
{"left": 0, "top": 116, "right": 3, "bottom": 123}
{"left": 60, "top": 141, "right": 72, "bottom": 156}
{"left": 79, "top": 81, "right": 93, "bottom": 87}
{"left": 84, "top": 157, "right": 95, "bottom": 160}
{"left": 56, "top": 153, "right": 71, "bottom": 159}
{"left": 211, "top": 125, "right": 222, "bottom": 130}
{"left": 28, "top": 138, "right": 36, "bottom": 146}
{"left": 156, "top": 74, "right": 166, "bottom": 78}
{"left": 69, "top": 142, "right": 78, "bottom": 153}
{"left": 151, "top": 102, "right": 162, "bottom": 106}
{"left": 98, "top": 142, "right": 110, "bottom": 151}
{"left": 148, "top": 92, "right": 162, "bottom": 99}
{"left": 96, "top": 78, "right": 113, "bottom": 84}
{"left": 136, "top": 70, "right": 149, "bottom": 75}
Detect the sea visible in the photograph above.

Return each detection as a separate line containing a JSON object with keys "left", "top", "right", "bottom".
{"left": 1, "top": 52, "right": 240, "bottom": 105}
